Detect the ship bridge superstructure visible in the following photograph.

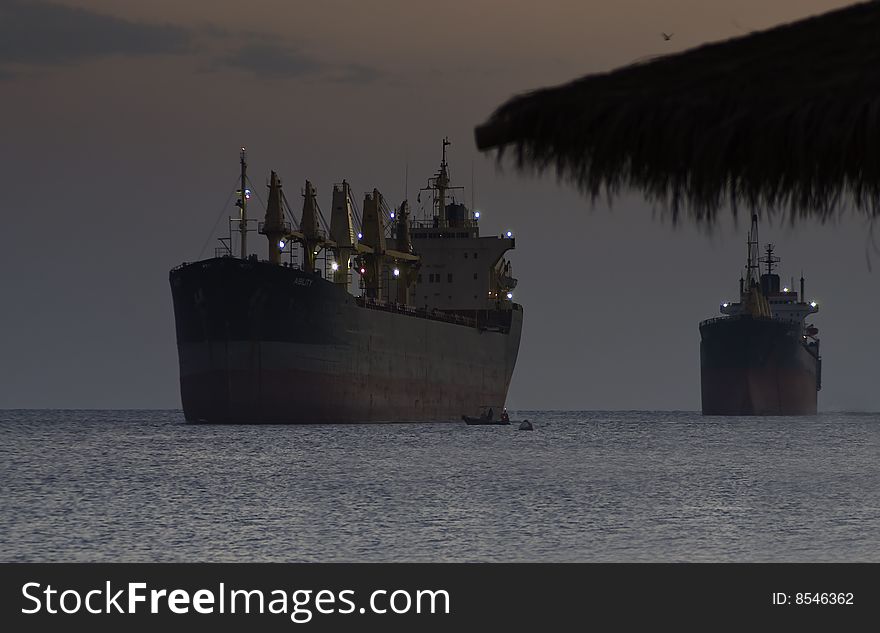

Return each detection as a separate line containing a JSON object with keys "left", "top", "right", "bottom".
{"left": 409, "top": 137, "right": 517, "bottom": 313}
{"left": 714, "top": 215, "right": 819, "bottom": 340}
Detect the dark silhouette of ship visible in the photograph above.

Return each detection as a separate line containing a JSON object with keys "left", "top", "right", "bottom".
{"left": 700, "top": 215, "right": 821, "bottom": 415}
{"left": 170, "top": 140, "right": 522, "bottom": 422}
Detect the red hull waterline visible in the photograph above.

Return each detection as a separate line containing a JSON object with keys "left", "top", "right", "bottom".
{"left": 171, "top": 260, "right": 523, "bottom": 423}
{"left": 701, "top": 366, "right": 817, "bottom": 416}
{"left": 181, "top": 369, "right": 509, "bottom": 423}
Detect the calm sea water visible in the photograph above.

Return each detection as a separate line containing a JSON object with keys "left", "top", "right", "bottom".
{"left": 1, "top": 410, "right": 878, "bottom": 562}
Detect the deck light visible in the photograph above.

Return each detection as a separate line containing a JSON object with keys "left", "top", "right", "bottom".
{"left": 279, "top": 241, "right": 285, "bottom": 249}
{"left": 331, "top": 261, "right": 339, "bottom": 271}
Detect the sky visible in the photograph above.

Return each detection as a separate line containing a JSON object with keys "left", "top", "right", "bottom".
{"left": 1, "top": 0, "right": 875, "bottom": 411}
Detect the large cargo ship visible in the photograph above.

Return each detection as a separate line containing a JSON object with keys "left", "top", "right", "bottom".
{"left": 700, "top": 215, "right": 821, "bottom": 415}
{"left": 170, "top": 140, "right": 522, "bottom": 423}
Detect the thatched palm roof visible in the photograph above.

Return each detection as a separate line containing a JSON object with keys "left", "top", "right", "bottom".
{"left": 474, "top": 1, "right": 880, "bottom": 222}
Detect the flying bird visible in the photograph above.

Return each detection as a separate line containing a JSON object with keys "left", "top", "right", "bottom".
{"left": 662, "top": 32, "right": 673, "bottom": 40}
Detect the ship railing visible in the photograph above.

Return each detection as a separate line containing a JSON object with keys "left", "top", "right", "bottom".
{"left": 699, "top": 316, "right": 728, "bottom": 328}
{"left": 353, "top": 297, "right": 516, "bottom": 332}
{"left": 355, "top": 296, "right": 480, "bottom": 328}
{"left": 258, "top": 220, "right": 293, "bottom": 234}
{"left": 698, "top": 314, "right": 779, "bottom": 328}
{"left": 410, "top": 219, "right": 479, "bottom": 230}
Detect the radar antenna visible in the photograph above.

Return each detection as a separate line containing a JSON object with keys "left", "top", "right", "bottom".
{"left": 418, "top": 137, "right": 463, "bottom": 228}
{"left": 759, "top": 243, "right": 780, "bottom": 275}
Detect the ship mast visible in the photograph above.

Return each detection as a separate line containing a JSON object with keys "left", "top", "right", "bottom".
{"left": 741, "top": 214, "right": 772, "bottom": 318}
{"left": 761, "top": 243, "right": 780, "bottom": 276}
{"left": 746, "top": 214, "right": 760, "bottom": 287}
{"left": 239, "top": 148, "right": 248, "bottom": 259}
{"left": 420, "top": 137, "right": 463, "bottom": 228}
{"left": 437, "top": 137, "right": 450, "bottom": 227}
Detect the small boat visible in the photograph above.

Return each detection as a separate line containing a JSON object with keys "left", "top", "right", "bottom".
{"left": 462, "top": 414, "right": 510, "bottom": 426}
{"left": 462, "top": 406, "right": 510, "bottom": 425}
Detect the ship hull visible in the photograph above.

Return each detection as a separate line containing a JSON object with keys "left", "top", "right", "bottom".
{"left": 700, "top": 316, "right": 820, "bottom": 416}
{"left": 170, "top": 258, "right": 522, "bottom": 423}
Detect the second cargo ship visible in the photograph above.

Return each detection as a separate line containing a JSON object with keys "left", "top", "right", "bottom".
{"left": 700, "top": 215, "right": 822, "bottom": 415}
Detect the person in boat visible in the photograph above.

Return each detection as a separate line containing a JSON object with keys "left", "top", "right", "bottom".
{"left": 500, "top": 409, "right": 510, "bottom": 423}
{"left": 485, "top": 407, "right": 494, "bottom": 420}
